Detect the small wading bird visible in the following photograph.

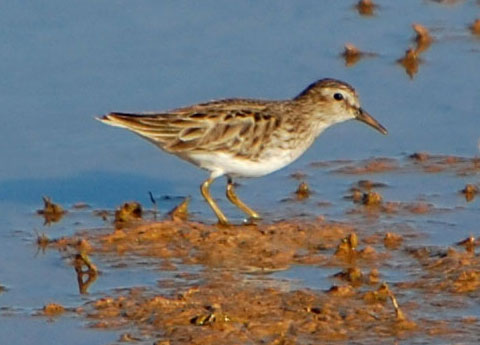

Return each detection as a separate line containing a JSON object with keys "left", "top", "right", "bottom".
{"left": 99, "top": 78, "right": 387, "bottom": 225}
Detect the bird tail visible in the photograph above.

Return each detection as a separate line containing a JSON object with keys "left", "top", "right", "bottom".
{"left": 97, "top": 112, "right": 152, "bottom": 130}
{"left": 96, "top": 112, "right": 183, "bottom": 146}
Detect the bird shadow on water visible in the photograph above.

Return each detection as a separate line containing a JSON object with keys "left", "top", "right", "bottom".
{"left": 0, "top": 171, "right": 179, "bottom": 207}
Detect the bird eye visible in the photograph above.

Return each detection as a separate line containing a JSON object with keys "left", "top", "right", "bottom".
{"left": 333, "top": 93, "right": 344, "bottom": 101}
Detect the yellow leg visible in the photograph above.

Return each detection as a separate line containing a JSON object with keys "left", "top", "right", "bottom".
{"left": 200, "top": 177, "right": 229, "bottom": 225}
{"left": 226, "top": 178, "right": 261, "bottom": 220}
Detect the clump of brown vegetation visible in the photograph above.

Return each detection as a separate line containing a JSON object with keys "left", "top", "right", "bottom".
{"left": 355, "top": 0, "right": 377, "bottom": 16}
{"left": 341, "top": 43, "right": 376, "bottom": 66}
{"left": 43, "top": 303, "right": 65, "bottom": 317}
{"left": 461, "top": 184, "right": 478, "bottom": 202}
{"left": 37, "top": 196, "right": 66, "bottom": 224}
{"left": 412, "top": 23, "right": 433, "bottom": 53}
{"left": 114, "top": 201, "right": 143, "bottom": 225}
{"left": 295, "top": 181, "right": 311, "bottom": 200}
{"left": 470, "top": 19, "right": 480, "bottom": 36}
{"left": 168, "top": 197, "right": 190, "bottom": 221}
{"left": 397, "top": 48, "right": 420, "bottom": 79}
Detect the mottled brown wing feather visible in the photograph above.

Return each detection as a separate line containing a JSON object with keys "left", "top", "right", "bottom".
{"left": 100, "top": 99, "right": 280, "bottom": 157}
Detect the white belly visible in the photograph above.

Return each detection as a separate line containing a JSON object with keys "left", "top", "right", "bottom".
{"left": 187, "top": 149, "right": 305, "bottom": 179}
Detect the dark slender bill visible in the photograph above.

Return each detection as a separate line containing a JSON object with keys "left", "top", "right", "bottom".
{"left": 355, "top": 108, "right": 388, "bottom": 135}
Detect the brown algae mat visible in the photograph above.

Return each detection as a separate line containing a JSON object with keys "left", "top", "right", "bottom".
{"left": 38, "top": 217, "right": 480, "bottom": 344}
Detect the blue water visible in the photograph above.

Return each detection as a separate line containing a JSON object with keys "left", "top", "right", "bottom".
{"left": 1, "top": 1, "right": 480, "bottom": 344}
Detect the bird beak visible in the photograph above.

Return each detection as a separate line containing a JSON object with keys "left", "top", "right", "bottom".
{"left": 355, "top": 108, "right": 387, "bottom": 135}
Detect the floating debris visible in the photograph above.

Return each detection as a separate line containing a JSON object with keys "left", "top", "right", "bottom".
{"left": 289, "top": 171, "right": 308, "bottom": 180}
{"left": 119, "top": 333, "right": 142, "bottom": 342}
{"left": 333, "top": 157, "right": 398, "bottom": 174}
{"left": 191, "top": 304, "right": 231, "bottom": 326}
{"left": 348, "top": 188, "right": 364, "bottom": 203}
{"left": 363, "top": 282, "right": 390, "bottom": 303}
{"left": 333, "top": 267, "right": 363, "bottom": 285}
{"left": 461, "top": 184, "right": 478, "bottom": 202}
{"left": 191, "top": 311, "right": 231, "bottom": 326}
{"left": 348, "top": 181, "right": 387, "bottom": 206}
{"left": 73, "top": 251, "right": 98, "bottom": 294}
{"left": 341, "top": 43, "right": 377, "bottom": 67}
{"left": 409, "top": 152, "right": 430, "bottom": 162}
{"left": 295, "top": 181, "right": 311, "bottom": 200}
{"left": 114, "top": 201, "right": 143, "bottom": 225}
{"left": 355, "top": 0, "right": 377, "bottom": 16}
{"left": 335, "top": 233, "right": 359, "bottom": 259}
{"left": 168, "top": 197, "right": 190, "bottom": 221}
{"left": 356, "top": 179, "right": 387, "bottom": 189}
{"left": 365, "top": 281, "right": 416, "bottom": 329}
{"left": 36, "top": 232, "right": 93, "bottom": 259}
{"left": 384, "top": 232, "right": 403, "bottom": 249}
{"left": 386, "top": 283, "right": 407, "bottom": 322}
{"left": 342, "top": 43, "right": 363, "bottom": 66}
{"left": 397, "top": 48, "right": 420, "bottom": 79}
{"left": 36, "top": 232, "right": 50, "bottom": 251}
{"left": 368, "top": 269, "right": 380, "bottom": 284}
{"left": 404, "top": 202, "right": 431, "bottom": 214}
{"left": 43, "top": 303, "right": 65, "bottom": 316}
{"left": 37, "top": 196, "right": 66, "bottom": 225}
{"left": 72, "top": 202, "right": 90, "bottom": 209}
{"left": 470, "top": 19, "right": 480, "bottom": 36}
{"left": 362, "top": 191, "right": 383, "bottom": 205}
{"left": 153, "top": 341, "right": 171, "bottom": 345}
{"left": 93, "top": 209, "right": 110, "bottom": 221}
{"left": 453, "top": 270, "right": 480, "bottom": 293}
{"left": 36, "top": 233, "right": 64, "bottom": 251}
{"left": 456, "top": 236, "right": 476, "bottom": 253}
{"left": 38, "top": 196, "right": 64, "bottom": 215}
{"left": 327, "top": 284, "right": 355, "bottom": 296}
{"left": 412, "top": 23, "right": 433, "bottom": 53}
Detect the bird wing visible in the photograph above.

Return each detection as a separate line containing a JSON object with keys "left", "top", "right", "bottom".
{"left": 98, "top": 99, "right": 281, "bottom": 158}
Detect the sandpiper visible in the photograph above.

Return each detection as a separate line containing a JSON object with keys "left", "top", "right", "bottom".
{"left": 99, "top": 78, "right": 387, "bottom": 225}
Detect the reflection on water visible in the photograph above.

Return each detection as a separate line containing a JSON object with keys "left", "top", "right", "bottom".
{"left": 36, "top": 196, "right": 66, "bottom": 225}
{"left": 73, "top": 253, "right": 98, "bottom": 295}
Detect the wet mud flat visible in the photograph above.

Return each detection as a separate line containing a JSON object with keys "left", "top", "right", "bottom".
{"left": 30, "top": 153, "right": 480, "bottom": 344}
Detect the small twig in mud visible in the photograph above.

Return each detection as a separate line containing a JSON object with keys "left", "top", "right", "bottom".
{"left": 73, "top": 252, "right": 98, "bottom": 294}
{"left": 149, "top": 191, "right": 158, "bottom": 220}
{"left": 382, "top": 282, "right": 407, "bottom": 321}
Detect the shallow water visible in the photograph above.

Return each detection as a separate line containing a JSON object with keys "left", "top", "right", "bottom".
{"left": 1, "top": 1, "right": 479, "bottom": 344}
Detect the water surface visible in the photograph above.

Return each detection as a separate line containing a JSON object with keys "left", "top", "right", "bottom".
{"left": 1, "top": 1, "right": 479, "bottom": 344}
